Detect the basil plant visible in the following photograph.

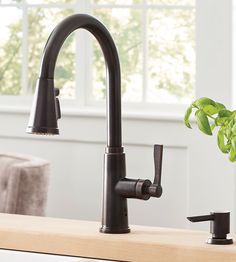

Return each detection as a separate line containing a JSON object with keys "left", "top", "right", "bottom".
{"left": 184, "top": 97, "right": 236, "bottom": 162}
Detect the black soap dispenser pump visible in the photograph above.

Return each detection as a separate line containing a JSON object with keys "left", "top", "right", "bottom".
{"left": 187, "top": 211, "right": 233, "bottom": 245}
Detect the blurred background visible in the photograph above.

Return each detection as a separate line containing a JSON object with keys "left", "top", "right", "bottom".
{"left": 0, "top": 0, "right": 235, "bottom": 232}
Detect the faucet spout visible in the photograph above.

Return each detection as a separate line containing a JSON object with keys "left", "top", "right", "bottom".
{"left": 27, "top": 14, "right": 122, "bottom": 147}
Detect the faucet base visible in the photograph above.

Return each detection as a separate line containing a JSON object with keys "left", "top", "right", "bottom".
{"left": 100, "top": 225, "right": 130, "bottom": 234}
{"left": 101, "top": 148, "right": 130, "bottom": 234}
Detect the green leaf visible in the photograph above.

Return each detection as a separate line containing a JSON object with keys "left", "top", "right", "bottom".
{"left": 215, "top": 117, "right": 228, "bottom": 126}
{"left": 232, "top": 122, "right": 236, "bottom": 134}
{"left": 229, "top": 149, "right": 236, "bottom": 162}
{"left": 229, "top": 136, "right": 236, "bottom": 161}
{"left": 231, "top": 136, "right": 236, "bottom": 151}
{"left": 184, "top": 106, "right": 192, "bottom": 128}
{"left": 225, "top": 127, "right": 232, "bottom": 140}
{"left": 210, "top": 123, "right": 216, "bottom": 131}
{"left": 215, "top": 102, "right": 226, "bottom": 110}
{"left": 215, "top": 110, "right": 233, "bottom": 126}
{"left": 195, "top": 109, "right": 212, "bottom": 135}
{"left": 217, "top": 128, "right": 230, "bottom": 153}
{"left": 193, "top": 97, "right": 216, "bottom": 109}
{"left": 218, "top": 109, "right": 233, "bottom": 118}
{"left": 203, "top": 105, "right": 219, "bottom": 115}
{"left": 229, "top": 119, "right": 234, "bottom": 128}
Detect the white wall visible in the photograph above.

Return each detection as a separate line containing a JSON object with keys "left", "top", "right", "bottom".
{"left": 0, "top": 0, "right": 235, "bottom": 232}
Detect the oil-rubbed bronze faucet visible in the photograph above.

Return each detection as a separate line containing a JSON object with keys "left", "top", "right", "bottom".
{"left": 27, "top": 14, "right": 163, "bottom": 234}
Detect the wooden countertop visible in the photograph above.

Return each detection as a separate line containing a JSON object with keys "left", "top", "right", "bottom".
{"left": 0, "top": 213, "right": 236, "bottom": 262}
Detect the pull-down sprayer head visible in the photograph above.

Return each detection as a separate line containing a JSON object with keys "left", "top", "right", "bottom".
{"left": 27, "top": 78, "right": 60, "bottom": 135}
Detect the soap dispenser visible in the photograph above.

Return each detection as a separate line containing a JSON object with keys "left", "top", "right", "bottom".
{"left": 187, "top": 211, "right": 233, "bottom": 245}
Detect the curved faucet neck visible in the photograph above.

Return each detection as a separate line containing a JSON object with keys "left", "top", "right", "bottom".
{"left": 40, "top": 14, "right": 122, "bottom": 148}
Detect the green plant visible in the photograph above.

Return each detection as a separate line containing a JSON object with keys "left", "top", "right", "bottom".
{"left": 184, "top": 97, "right": 236, "bottom": 162}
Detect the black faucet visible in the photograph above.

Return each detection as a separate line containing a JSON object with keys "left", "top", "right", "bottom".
{"left": 26, "top": 14, "right": 163, "bottom": 234}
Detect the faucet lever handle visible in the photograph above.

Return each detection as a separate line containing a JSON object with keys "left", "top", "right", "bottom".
{"left": 147, "top": 144, "right": 163, "bottom": 198}
{"left": 154, "top": 144, "right": 163, "bottom": 185}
